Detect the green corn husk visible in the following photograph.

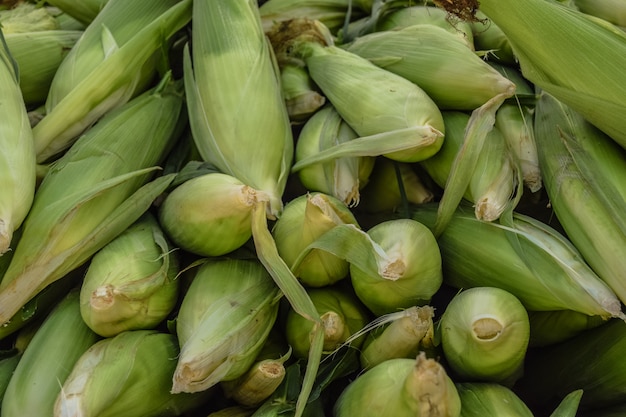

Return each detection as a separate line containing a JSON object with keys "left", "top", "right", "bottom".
{"left": 438, "top": 0, "right": 626, "bottom": 149}
{"left": 1, "top": 290, "right": 99, "bottom": 417}
{"left": 259, "top": 0, "right": 371, "bottom": 34}
{"left": 343, "top": 23, "right": 515, "bottom": 111}
{"left": 269, "top": 18, "right": 445, "bottom": 164}
{"left": 280, "top": 64, "right": 326, "bottom": 123}
{"left": 528, "top": 309, "right": 607, "bottom": 348}
{"left": 54, "top": 330, "right": 210, "bottom": 417}
{"left": 440, "top": 287, "right": 530, "bottom": 385}
{"left": 159, "top": 172, "right": 264, "bottom": 258}
{"left": 410, "top": 205, "right": 625, "bottom": 319}
{"left": 359, "top": 305, "right": 436, "bottom": 370}
{"left": 33, "top": 0, "right": 191, "bottom": 163}
{"left": 420, "top": 111, "right": 517, "bottom": 222}
{"left": 43, "top": 0, "right": 108, "bottom": 25}
{"left": 468, "top": 11, "right": 516, "bottom": 64}
{"left": 285, "top": 285, "right": 370, "bottom": 359}
{"left": 0, "top": 73, "right": 183, "bottom": 325}
{"left": 357, "top": 157, "right": 434, "bottom": 214}
{"left": 0, "top": 30, "right": 36, "bottom": 256}
{"left": 334, "top": 352, "right": 462, "bottom": 417}
{"left": 272, "top": 192, "right": 360, "bottom": 288}
{"left": 4, "top": 29, "right": 82, "bottom": 106}
{"left": 456, "top": 382, "right": 534, "bottom": 417}
{"left": 79, "top": 212, "right": 179, "bottom": 337}
{"left": 0, "top": 3, "right": 59, "bottom": 33}
{"left": 534, "top": 91, "right": 626, "bottom": 308}
{"left": 349, "top": 218, "right": 443, "bottom": 316}
{"left": 294, "top": 105, "right": 375, "bottom": 207}
{"left": 375, "top": 5, "right": 474, "bottom": 49}
{"left": 574, "top": 0, "right": 626, "bottom": 27}
{"left": 184, "top": 0, "right": 292, "bottom": 218}
{"left": 0, "top": 352, "right": 20, "bottom": 405}
{"left": 516, "top": 319, "right": 626, "bottom": 412}
{"left": 172, "top": 258, "right": 281, "bottom": 394}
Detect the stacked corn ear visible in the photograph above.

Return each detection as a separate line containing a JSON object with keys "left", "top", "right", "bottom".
{"left": 334, "top": 352, "right": 462, "bottom": 417}
{"left": 516, "top": 319, "right": 626, "bottom": 413}
{"left": 468, "top": 10, "right": 516, "bottom": 65}
{"left": 184, "top": 0, "right": 292, "bottom": 218}
{"left": 0, "top": 73, "right": 183, "bottom": 326}
{"left": 33, "top": 0, "right": 191, "bottom": 163}
{"left": 43, "top": 0, "right": 109, "bottom": 26}
{"left": 375, "top": 5, "right": 474, "bottom": 50}
{"left": 285, "top": 285, "right": 370, "bottom": 358}
{"left": 54, "top": 330, "right": 210, "bottom": 417}
{"left": 342, "top": 23, "right": 515, "bottom": 111}
{"left": 272, "top": 192, "right": 360, "bottom": 287}
{"left": 269, "top": 18, "right": 445, "bottom": 164}
{"left": 527, "top": 309, "right": 606, "bottom": 348}
{"left": 1, "top": 290, "right": 99, "bottom": 417}
{"left": 0, "top": 29, "right": 36, "bottom": 257}
{"left": 410, "top": 205, "right": 625, "bottom": 319}
{"left": 357, "top": 157, "right": 434, "bottom": 213}
{"left": 440, "top": 287, "right": 530, "bottom": 385}
{"left": 79, "top": 212, "right": 179, "bottom": 337}
{"left": 455, "top": 382, "right": 534, "bottom": 417}
{"left": 293, "top": 105, "right": 375, "bottom": 207}
{"left": 573, "top": 0, "right": 626, "bottom": 27}
{"left": 279, "top": 64, "right": 325, "bottom": 123}
{"left": 438, "top": 0, "right": 626, "bottom": 150}
{"left": 358, "top": 305, "right": 436, "bottom": 369}
{"left": 172, "top": 258, "right": 281, "bottom": 395}
{"left": 534, "top": 91, "right": 626, "bottom": 307}
{"left": 420, "top": 111, "right": 517, "bottom": 222}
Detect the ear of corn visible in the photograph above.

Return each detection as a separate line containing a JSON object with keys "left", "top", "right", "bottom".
{"left": 55, "top": 330, "right": 211, "bottom": 417}
{"left": 455, "top": 382, "right": 534, "bottom": 417}
{"left": 272, "top": 192, "right": 360, "bottom": 288}
{"left": 0, "top": 73, "right": 184, "bottom": 325}
{"left": 468, "top": 11, "right": 516, "bottom": 64}
{"left": 439, "top": 0, "right": 626, "bottom": 149}
{"left": 33, "top": 0, "right": 191, "bottom": 163}
{"left": 184, "top": 0, "right": 293, "bottom": 218}
{"left": 1, "top": 290, "right": 99, "bottom": 416}
{"left": 410, "top": 205, "right": 625, "bottom": 319}
{"left": 79, "top": 212, "right": 180, "bottom": 337}
{"left": 4, "top": 29, "right": 82, "bottom": 106}
{"left": 528, "top": 309, "right": 607, "bottom": 348}
{"left": 0, "top": 29, "right": 36, "bottom": 257}
{"left": 343, "top": 24, "right": 515, "bottom": 111}
{"left": 0, "top": 352, "right": 20, "bottom": 404}
{"left": 534, "top": 91, "right": 626, "bottom": 307}
{"left": 279, "top": 64, "right": 326, "bottom": 123}
{"left": 0, "top": 3, "right": 59, "bottom": 33}
{"left": 172, "top": 258, "right": 281, "bottom": 394}
{"left": 440, "top": 287, "right": 530, "bottom": 385}
{"left": 573, "top": 0, "right": 626, "bottom": 27}
{"left": 334, "top": 353, "right": 462, "bottom": 417}
{"left": 42, "top": 0, "right": 108, "bottom": 26}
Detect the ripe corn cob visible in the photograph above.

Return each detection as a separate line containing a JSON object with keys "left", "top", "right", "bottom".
{"left": 79, "top": 212, "right": 179, "bottom": 337}
{"left": 0, "top": 29, "right": 36, "bottom": 257}
{"left": 534, "top": 91, "right": 626, "bottom": 307}
{"left": 1, "top": 290, "right": 99, "bottom": 416}
{"left": 54, "top": 330, "right": 210, "bottom": 417}
{"left": 0, "top": 73, "right": 184, "bottom": 325}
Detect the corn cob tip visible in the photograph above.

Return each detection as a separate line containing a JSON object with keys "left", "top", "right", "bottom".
{"left": 267, "top": 17, "right": 334, "bottom": 67}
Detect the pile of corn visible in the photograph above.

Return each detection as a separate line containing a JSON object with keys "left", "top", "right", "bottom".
{"left": 1, "top": 0, "right": 626, "bottom": 416}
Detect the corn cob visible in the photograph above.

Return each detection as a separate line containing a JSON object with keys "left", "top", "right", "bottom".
{"left": 455, "top": 382, "right": 534, "bottom": 417}
{"left": 574, "top": 0, "right": 626, "bottom": 28}
{"left": 279, "top": 64, "right": 325, "bottom": 123}
{"left": 420, "top": 111, "right": 517, "bottom": 222}
{"left": 1, "top": 290, "right": 99, "bottom": 416}
{"left": 269, "top": 18, "right": 445, "bottom": 164}
{"left": 468, "top": 10, "right": 516, "bottom": 64}
{"left": 0, "top": 73, "right": 183, "bottom": 325}
{"left": 334, "top": 353, "right": 462, "bottom": 417}
{"left": 0, "top": 28, "right": 36, "bottom": 258}
{"left": 294, "top": 105, "right": 375, "bottom": 207}
{"left": 79, "top": 212, "right": 179, "bottom": 337}
{"left": 172, "top": 258, "right": 281, "bottom": 394}
{"left": 4, "top": 29, "right": 82, "bottom": 106}
{"left": 528, "top": 309, "right": 606, "bottom": 348}
{"left": 436, "top": 0, "right": 626, "bottom": 149}
{"left": 221, "top": 355, "right": 289, "bottom": 408}
{"left": 272, "top": 192, "right": 360, "bottom": 287}
{"left": 410, "top": 205, "right": 625, "bottom": 319}
{"left": 54, "top": 330, "right": 210, "bottom": 417}
{"left": 342, "top": 24, "right": 515, "bottom": 111}
{"left": 33, "top": 0, "right": 191, "bottom": 163}
{"left": 184, "top": 0, "right": 292, "bottom": 218}
{"left": 440, "top": 287, "right": 530, "bottom": 385}
{"left": 534, "top": 91, "right": 626, "bottom": 307}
